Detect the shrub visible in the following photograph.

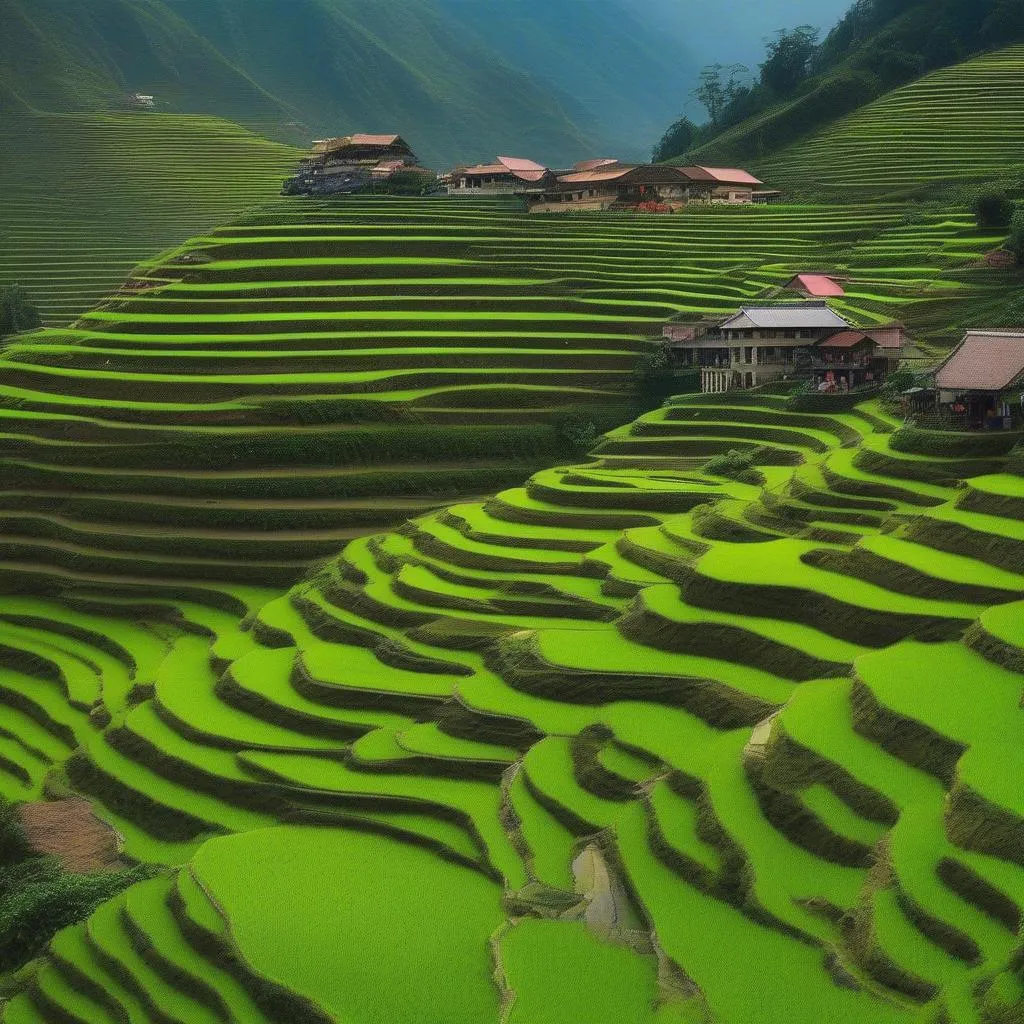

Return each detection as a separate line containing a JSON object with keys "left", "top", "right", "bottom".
{"left": 972, "top": 189, "right": 1015, "bottom": 230}
{"left": 1004, "top": 293, "right": 1024, "bottom": 327}
{"left": 0, "top": 285, "right": 41, "bottom": 339}
{"left": 881, "top": 368, "right": 917, "bottom": 398}
{"left": 703, "top": 448, "right": 768, "bottom": 485}
{"left": 1007, "top": 207, "right": 1024, "bottom": 261}
{"left": 555, "top": 410, "right": 598, "bottom": 456}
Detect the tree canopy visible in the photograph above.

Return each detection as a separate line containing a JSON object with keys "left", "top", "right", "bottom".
{"left": 0, "top": 284, "right": 41, "bottom": 338}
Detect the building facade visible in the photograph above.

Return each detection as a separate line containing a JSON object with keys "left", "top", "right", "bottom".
{"left": 665, "top": 302, "right": 905, "bottom": 393}
{"left": 448, "top": 156, "right": 551, "bottom": 195}
{"left": 284, "top": 134, "right": 419, "bottom": 196}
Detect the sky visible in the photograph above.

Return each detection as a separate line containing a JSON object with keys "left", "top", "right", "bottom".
{"left": 632, "top": 0, "right": 854, "bottom": 69}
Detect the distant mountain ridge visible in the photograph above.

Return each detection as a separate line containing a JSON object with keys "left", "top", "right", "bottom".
{"left": 1, "top": 0, "right": 706, "bottom": 165}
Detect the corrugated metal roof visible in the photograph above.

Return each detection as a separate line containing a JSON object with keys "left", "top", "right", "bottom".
{"left": 720, "top": 305, "right": 851, "bottom": 330}
{"left": 936, "top": 332, "right": 1024, "bottom": 391}
{"left": 790, "top": 274, "right": 846, "bottom": 297}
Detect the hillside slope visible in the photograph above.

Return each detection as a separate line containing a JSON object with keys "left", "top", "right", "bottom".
{"left": 752, "top": 45, "right": 1024, "bottom": 198}
{"left": 0, "top": 112, "right": 300, "bottom": 323}
{"left": 2, "top": 387, "right": 1023, "bottom": 1023}
{"left": 0, "top": 0, "right": 292, "bottom": 123}
{"left": 0, "top": 0, "right": 703, "bottom": 165}
{"left": 0, "top": 195, "right": 1004, "bottom": 589}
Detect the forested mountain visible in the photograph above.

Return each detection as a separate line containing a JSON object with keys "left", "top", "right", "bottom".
{"left": 655, "top": 0, "right": 1024, "bottom": 166}
{"left": 0, "top": 0, "right": 853, "bottom": 166}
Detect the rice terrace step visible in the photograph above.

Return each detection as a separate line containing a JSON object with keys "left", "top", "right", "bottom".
{"left": 3, "top": 3, "right": 1024, "bottom": 1022}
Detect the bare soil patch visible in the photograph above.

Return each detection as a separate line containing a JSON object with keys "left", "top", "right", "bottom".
{"left": 18, "top": 798, "right": 123, "bottom": 873}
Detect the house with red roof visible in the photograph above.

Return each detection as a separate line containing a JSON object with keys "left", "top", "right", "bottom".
{"left": 448, "top": 156, "right": 553, "bottom": 195}
{"left": 935, "top": 331, "right": 1024, "bottom": 429}
{"left": 521, "top": 162, "right": 768, "bottom": 212}
{"left": 284, "top": 134, "right": 421, "bottom": 196}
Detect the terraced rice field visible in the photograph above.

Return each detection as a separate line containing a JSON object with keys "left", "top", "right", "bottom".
{"left": 0, "top": 113, "right": 300, "bottom": 324}
{"left": 0, "top": 197, "right": 1004, "bottom": 588}
{"left": 2, "top": 380, "right": 1023, "bottom": 1022}
{"left": 755, "top": 44, "right": 1024, "bottom": 198}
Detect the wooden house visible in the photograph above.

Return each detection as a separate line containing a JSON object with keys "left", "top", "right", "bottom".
{"left": 284, "top": 134, "right": 420, "bottom": 196}
{"left": 935, "top": 331, "right": 1024, "bottom": 429}
{"left": 665, "top": 302, "right": 906, "bottom": 393}
{"left": 448, "top": 156, "right": 552, "bottom": 195}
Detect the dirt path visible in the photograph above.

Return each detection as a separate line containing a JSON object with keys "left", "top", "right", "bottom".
{"left": 18, "top": 798, "right": 123, "bottom": 873}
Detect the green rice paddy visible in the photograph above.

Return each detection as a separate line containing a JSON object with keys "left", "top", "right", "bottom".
{"left": 756, "top": 44, "right": 1024, "bottom": 198}
{"left": 2, "top": 376, "right": 1021, "bottom": 1023}
{"left": 0, "top": 179, "right": 1023, "bottom": 1022}
{"left": 0, "top": 113, "right": 301, "bottom": 325}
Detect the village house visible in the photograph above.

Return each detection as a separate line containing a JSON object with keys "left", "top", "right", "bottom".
{"left": 934, "top": 331, "right": 1024, "bottom": 429}
{"left": 283, "top": 134, "right": 420, "bottom": 196}
{"left": 523, "top": 163, "right": 767, "bottom": 212}
{"left": 664, "top": 301, "right": 908, "bottom": 394}
{"left": 447, "top": 156, "right": 553, "bottom": 195}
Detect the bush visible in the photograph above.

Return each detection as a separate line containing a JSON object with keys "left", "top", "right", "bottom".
{"left": 555, "top": 410, "right": 598, "bottom": 456}
{"left": 633, "top": 347, "right": 697, "bottom": 409}
{"left": 972, "top": 189, "right": 1015, "bottom": 230}
{"left": 881, "top": 368, "right": 917, "bottom": 398}
{"left": 703, "top": 448, "right": 769, "bottom": 485}
{"left": 0, "top": 285, "right": 41, "bottom": 339}
{"left": 1007, "top": 207, "right": 1024, "bottom": 261}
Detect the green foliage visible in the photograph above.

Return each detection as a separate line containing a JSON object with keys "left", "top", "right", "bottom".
{"left": 0, "top": 284, "right": 41, "bottom": 338}
{"left": 653, "top": 117, "right": 698, "bottom": 162}
{"left": 368, "top": 169, "right": 439, "bottom": 196}
{"left": 881, "top": 368, "right": 917, "bottom": 397}
{"left": 555, "top": 410, "right": 599, "bottom": 456}
{"left": 702, "top": 448, "right": 768, "bottom": 485}
{"left": 972, "top": 189, "right": 1016, "bottom": 229}
{"left": 663, "top": 0, "right": 1024, "bottom": 172}
{"left": 1008, "top": 206, "right": 1024, "bottom": 260}
{"left": 633, "top": 347, "right": 692, "bottom": 408}
{"left": 760, "top": 26, "right": 820, "bottom": 95}
{"left": 1005, "top": 291, "right": 1024, "bottom": 326}
{"left": 0, "top": 798, "right": 154, "bottom": 974}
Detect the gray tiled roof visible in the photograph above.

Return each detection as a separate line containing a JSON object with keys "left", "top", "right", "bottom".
{"left": 721, "top": 305, "right": 851, "bottom": 330}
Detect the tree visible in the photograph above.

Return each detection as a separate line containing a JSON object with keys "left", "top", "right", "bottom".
{"left": 760, "top": 26, "right": 820, "bottom": 95}
{"left": 633, "top": 347, "right": 680, "bottom": 407}
{"left": 0, "top": 285, "right": 41, "bottom": 338}
{"left": 1004, "top": 292, "right": 1024, "bottom": 326}
{"left": 652, "top": 117, "right": 696, "bottom": 162}
{"left": 1007, "top": 207, "right": 1024, "bottom": 262}
{"left": 693, "top": 65, "right": 727, "bottom": 124}
{"left": 981, "top": 0, "right": 1024, "bottom": 48}
{"left": 971, "top": 189, "right": 1015, "bottom": 229}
